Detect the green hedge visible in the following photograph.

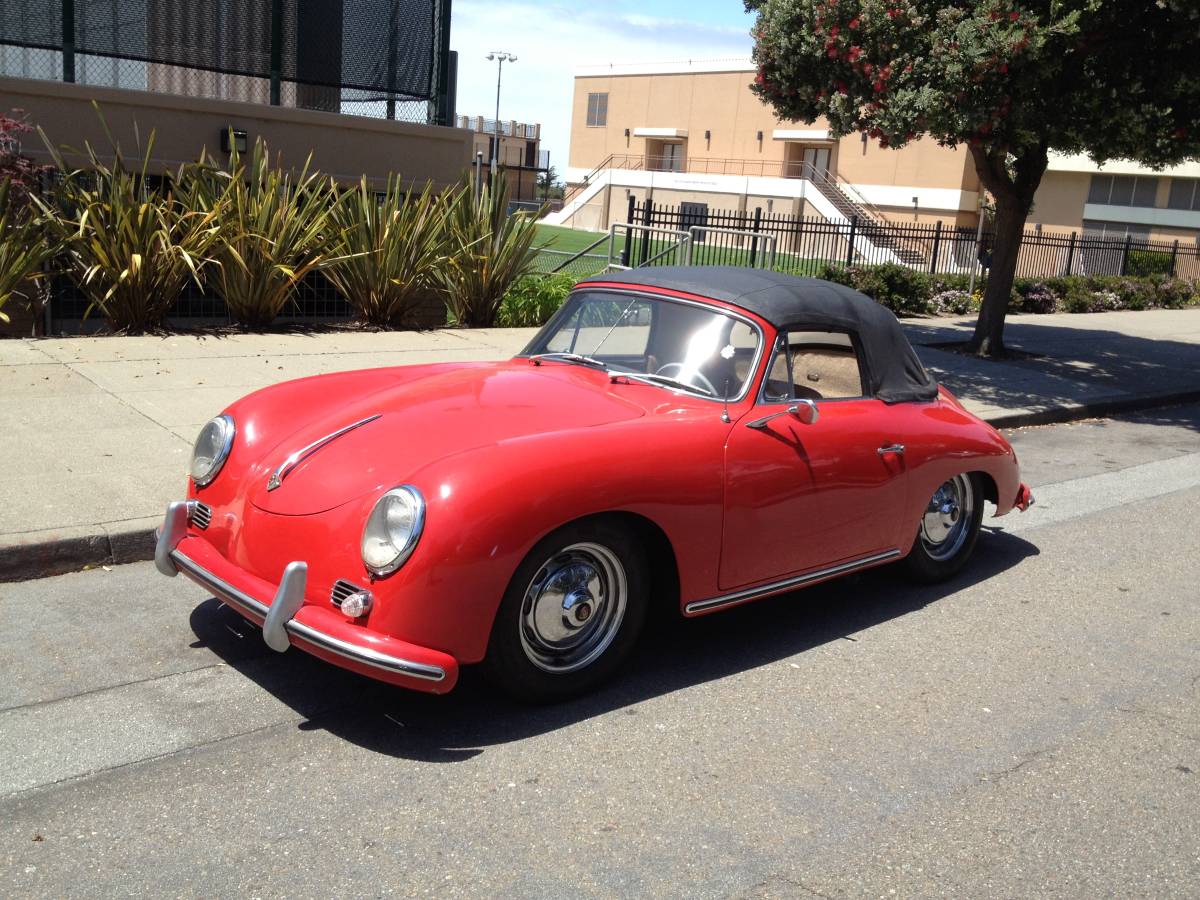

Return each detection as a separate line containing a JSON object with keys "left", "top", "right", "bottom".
{"left": 817, "top": 263, "right": 1200, "bottom": 318}
{"left": 495, "top": 273, "right": 574, "bottom": 327}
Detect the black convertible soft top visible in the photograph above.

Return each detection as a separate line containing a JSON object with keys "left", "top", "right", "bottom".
{"left": 580, "top": 266, "right": 939, "bottom": 404}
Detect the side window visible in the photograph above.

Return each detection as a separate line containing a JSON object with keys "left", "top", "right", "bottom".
{"left": 763, "top": 330, "right": 865, "bottom": 402}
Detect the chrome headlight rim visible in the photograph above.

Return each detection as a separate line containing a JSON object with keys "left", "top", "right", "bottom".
{"left": 191, "top": 414, "right": 236, "bottom": 488}
{"left": 361, "top": 484, "right": 426, "bottom": 578}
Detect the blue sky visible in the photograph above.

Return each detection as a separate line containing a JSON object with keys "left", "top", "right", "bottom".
{"left": 450, "top": 1, "right": 757, "bottom": 173}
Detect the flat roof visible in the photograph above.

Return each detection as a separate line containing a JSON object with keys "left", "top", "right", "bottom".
{"left": 575, "top": 58, "right": 754, "bottom": 78}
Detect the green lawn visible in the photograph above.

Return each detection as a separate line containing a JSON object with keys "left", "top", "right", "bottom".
{"left": 531, "top": 224, "right": 829, "bottom": 278}
{"left": 533, "top": 224, "right": 609, "bottom": 253}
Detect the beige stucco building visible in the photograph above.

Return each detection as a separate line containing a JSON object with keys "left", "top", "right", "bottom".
{"left": 550, "top": 59, "right": 1200, "bottom": 250}
{"left": 457, "top": 114, "right": 549, "bottom": 203}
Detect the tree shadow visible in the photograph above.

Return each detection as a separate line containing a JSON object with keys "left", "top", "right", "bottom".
{"left": 903, "top": 317, "right": 1200, "bottom": 429}
{"left": 188, "top": 529, "right": 1039, "bottom": 763}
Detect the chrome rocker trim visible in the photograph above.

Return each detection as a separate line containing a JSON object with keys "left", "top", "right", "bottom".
{"left": 684, "top": 549, "right": 902, "bottom": 615}
{"left": 156, "top": 504, "right": 445, "bottom": 683}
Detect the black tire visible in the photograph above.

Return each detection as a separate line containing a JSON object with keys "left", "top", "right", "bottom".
{"left": 902, "top": 472, "right": 984, "bottom": 583}
{"left": 482, "top": 519, "right": 649, "bottom": 703}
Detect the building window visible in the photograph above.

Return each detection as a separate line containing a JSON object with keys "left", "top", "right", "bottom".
{"left": 1087, "top": 174, "right": 1158, "bottom": 208}
{"left": 586, "top": 92, "right": 608, "bottom": 127}
{"left": 1167, "top": 178, "right": 1200, "bottom": 211}
{"left": 1082, "top": 220, "right": 1151, "bottom": 241}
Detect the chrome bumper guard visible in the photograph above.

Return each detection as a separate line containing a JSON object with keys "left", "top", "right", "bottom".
{"left": 155, "top": 501, "right": 445, "bottom": 683}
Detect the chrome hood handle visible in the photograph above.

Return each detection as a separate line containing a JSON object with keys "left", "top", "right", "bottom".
{"left": 267, "top": 414, "right": 382, "bottom": 492}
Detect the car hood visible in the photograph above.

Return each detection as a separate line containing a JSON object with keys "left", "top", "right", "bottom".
{"left": 248, "top": 362, "right": 645, "bottom": 515}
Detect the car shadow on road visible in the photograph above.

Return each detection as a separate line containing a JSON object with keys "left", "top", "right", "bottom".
{"left": 188, "top": 529, "right": 1039, "bottom": 763}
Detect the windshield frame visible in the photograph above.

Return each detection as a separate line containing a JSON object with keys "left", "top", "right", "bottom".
{"left": 518, "top": 287, "right": 768, "bottom": 404}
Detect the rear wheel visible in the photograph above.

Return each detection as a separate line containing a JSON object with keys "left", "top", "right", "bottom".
{"left": 483, "top": 520, "right": 648, "bottom": 702}
{"left": 902, "top": 473, "right": 984, "bottom": 583}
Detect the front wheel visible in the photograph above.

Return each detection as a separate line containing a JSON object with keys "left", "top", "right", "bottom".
{"left": 483, "top": 520, "right": 648, "bottom": 702}
{"left": 902, "top": 473, "right": 984, "bottom": 583}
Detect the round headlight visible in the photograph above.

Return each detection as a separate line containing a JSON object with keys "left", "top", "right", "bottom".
{"left": 190, "top": 414, "right": 235, "bottom": 487}
{"left": 361, "top": 485, "right": 425, "bottom": 576}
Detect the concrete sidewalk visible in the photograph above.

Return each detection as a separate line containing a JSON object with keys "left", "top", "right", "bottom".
{"left": 2, "top": 309, "right": 1198, "bottom": 580}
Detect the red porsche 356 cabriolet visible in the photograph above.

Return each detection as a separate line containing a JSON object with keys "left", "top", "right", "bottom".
{"left": 157, "top": 267, "right": 1032, "bottom": 701}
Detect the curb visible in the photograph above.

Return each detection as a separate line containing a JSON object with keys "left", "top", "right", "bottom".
{"left": 2, "top": 388, "right": 1198, "bottom": 583}
{"left": 0, "top": 524, "right": 157, "bottom": 584}
{"left": 985, "top": 388, "right": 1200, "bottom": 430}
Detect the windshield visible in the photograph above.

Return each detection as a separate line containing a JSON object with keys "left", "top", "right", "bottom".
{"left": 522, "top": 289, "right": 762, "bottom": 400}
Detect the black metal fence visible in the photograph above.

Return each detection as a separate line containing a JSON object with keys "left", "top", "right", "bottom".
{"left": 0, "top": 0, "right": 453, "bottom": 124}
{"left": 629, "top": 200, "right": 1200, "bottom": 281}
{"left": 47, "top": 271, "right": 352, "bottom": 331}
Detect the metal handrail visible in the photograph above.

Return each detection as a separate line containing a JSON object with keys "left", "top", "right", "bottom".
{"left": 563, "top": 152, "right": 929, "bottom": 263}
{"left": 791, "top": 162, "right": 928, "bottom": 263}
{"left": 607, "top": 222, "right": 692, "bottom": 270}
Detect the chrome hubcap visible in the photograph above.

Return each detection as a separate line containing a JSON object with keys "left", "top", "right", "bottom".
{"left": 519, "top": 542, "right": 627, "bottom": 674}
{"left": 920, "top": 474, "right": 974, "bottom": 562}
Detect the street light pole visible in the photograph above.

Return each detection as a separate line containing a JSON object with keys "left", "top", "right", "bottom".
{"left": 486, "top": 51, "right": 516, "bottom": 178}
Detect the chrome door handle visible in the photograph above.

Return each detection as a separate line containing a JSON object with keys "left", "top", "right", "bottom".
{"left": 877, "top": 443, "right": 905, "bottom": 456}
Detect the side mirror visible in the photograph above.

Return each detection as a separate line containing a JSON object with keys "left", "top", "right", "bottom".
{"left": 790, "top": 398, "right": 819, "bottom": 425}
{"left": 745, "top": 398, "right": 820, "bottom": 430}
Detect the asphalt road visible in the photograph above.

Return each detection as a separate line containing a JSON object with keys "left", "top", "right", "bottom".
{"left": 2, "top": 405, "right": 1199, "bottom": 898}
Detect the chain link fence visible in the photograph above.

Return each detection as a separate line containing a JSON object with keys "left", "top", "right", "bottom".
{"left": 0, "top": 0, "right": 452, "bottom": 123}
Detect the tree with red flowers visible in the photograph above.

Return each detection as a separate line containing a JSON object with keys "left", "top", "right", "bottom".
{"left": 747, "top": 1, "right": 1200, "bottom": 355}
{"left": 0, "top": 109, "right": 48, "bottom": 212}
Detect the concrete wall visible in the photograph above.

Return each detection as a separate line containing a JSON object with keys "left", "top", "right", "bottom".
{"left": 1, "top": 76, "right": 471, "bottom": 189}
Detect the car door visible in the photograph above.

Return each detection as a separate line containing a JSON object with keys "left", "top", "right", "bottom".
{"left": 720, "top": 328, "right": 910, "bottom": 590}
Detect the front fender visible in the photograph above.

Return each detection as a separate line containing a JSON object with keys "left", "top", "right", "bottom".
{"left": 377, "top": 411, "right": 732, "bottom": 663}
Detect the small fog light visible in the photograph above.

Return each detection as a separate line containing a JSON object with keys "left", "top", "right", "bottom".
{"left": 341, "top": 590, "right": 373, "bottom": 618}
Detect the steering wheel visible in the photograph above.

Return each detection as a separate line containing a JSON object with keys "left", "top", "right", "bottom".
{"left": 654, "top": 362, "right": 718, "bottom": 397}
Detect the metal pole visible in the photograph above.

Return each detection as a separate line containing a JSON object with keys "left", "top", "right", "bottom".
{"left": 62, "top": 0, "right": 75, "bottom": 83}
{"left": 1119, "top": 233, "right": 1132, "bottom": 276}
{"left": 1170, "top": 239, "right": 1179, "bottom": 277}
{"left": 474, "top": 151, "right": 484, "bottom": 199}
{"left": 269, "top": 0, "right": 282, "bottom": 105}
{"left": 930, "top": 221, "right": 942, "bottom": 274}
{"left": 845, "top": 215, "right": 858, "bottom": 267}
{"left": 1065, "top": 231, "right": 1076, "bottom": 275}
{"left": 491, "top": 58, "right": 503, "bottom": 176}
{"left": 621, "top": 194, "right": 635, "bottom": 267}
{"left": 433, "top": 0, "right": 453, "bottom": 126}
{"left": 385, "top": 1, "right": 398, "bottom": 120}
{"left": 750, "top": 207, "right": 762, "bottom": 267}
{"left": 968, "top": 201, "right": 987, "bottom": 294}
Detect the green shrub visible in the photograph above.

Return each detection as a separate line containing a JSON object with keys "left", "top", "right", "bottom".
{"left": 852, "top": 263, "right": 932, "bottom": 314}
{"left": 1059, "top": 278, "right": 1097, "bottom": 313}
{"left": 816, "top": 263, "right": 855, "bottom": 287}
{"left": 496, "top": 273, "right": 574, "bottom": 327}
{"left": 1013, "top": 280, "right": 1059, "bottom": 314}
{"left": 817, "top": 263, "right": 931, "bottom": 314}
{"left": 325, "top": 175, "right": 449, "bottom": 328}
{"left": 1153, "top": 276, "right": 1198, "bottom": 309}
{"left": 929, "top": 289, "right": 979, "bottom": 315}
{"left": 0, "top": 179, "right": 58, "bottom": 325}
{"left": 442, "top": 172, "right": 544, "bottom": 327}
{"left": 1126, "top": 249, "right": 1173, "bottom": 278}
{"left": 187, "top": 139, "right": 336, "bottom": 329}
{"left": 37, "top": 128, "right": 219, "bottom": 333}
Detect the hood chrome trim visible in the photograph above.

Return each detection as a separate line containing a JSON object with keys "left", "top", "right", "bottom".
{"left": 267, "top": 414, "right": 382, "bottom": 492}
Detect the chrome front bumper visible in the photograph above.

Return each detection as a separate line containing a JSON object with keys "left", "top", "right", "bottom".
{"left": 155, "top": 501, "right": 446, "bottom": 684}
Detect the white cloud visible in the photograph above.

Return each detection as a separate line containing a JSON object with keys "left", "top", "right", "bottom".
{"left": 451, "top": 1, "right": 754, "bottom": 175}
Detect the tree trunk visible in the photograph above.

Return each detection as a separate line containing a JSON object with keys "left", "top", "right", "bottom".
{"left": 970, "top": 193, "right": 1026, "bottom": 356}
{"left": 966, "top": 142, "right": 1050, "bottom": 357}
